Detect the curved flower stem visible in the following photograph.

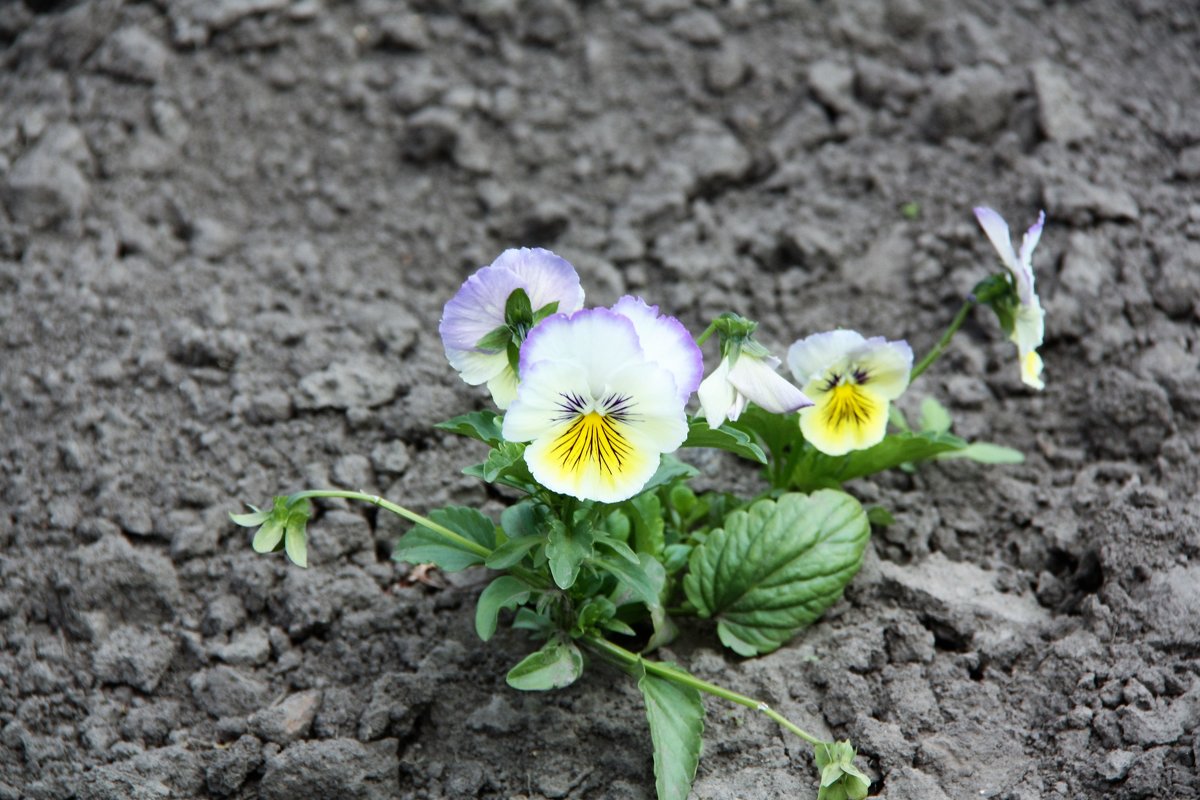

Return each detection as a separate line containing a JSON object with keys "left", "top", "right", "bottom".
{"left": 910, "top": 296, "right": 977, "bottom": 381}
{"left": 291, "top": 489, "right": 550, "bottom": 589}
{"left": 694, "top": 321, "right": 718, "bottom": 347}
{"left": 581, "top": 634, "right": 826, "bottom": 747}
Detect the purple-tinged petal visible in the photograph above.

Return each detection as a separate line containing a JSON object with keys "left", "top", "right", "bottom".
{"left": 974, "top": 206, "right": 1019, "bottom": 272}
{"left": 491, "top": 247, "right": 585, "bottom": 314}
{"left": 611, "top": 296, "right": 704, "bottom": 401}
{"left": 727, "top": 355, "right": 813, "bottom": 414}
{"left": 439, "top": 264, "right": 524, "bottom": 352}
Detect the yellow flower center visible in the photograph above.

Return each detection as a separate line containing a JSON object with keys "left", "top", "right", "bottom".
{"left": 550, "top": 411, "right": 633, "bottom": 478}
{"left": 820, "top": 383, "right": 878, "bottom": 432}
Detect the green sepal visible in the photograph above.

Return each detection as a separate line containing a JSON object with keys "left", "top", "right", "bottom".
{"left": 238, "top": 496, "right": 311, "bottom": 566}
{"left": 683, "top": 491, "right": 869, "bottom": 656}
{"left": 435, "top": 410, "right": 505, "bottom": 446}
{"left": 393, "top": 506, "right": 497, "bottom": 572}
{"left": 230, "top": 506, "right": 271, "bottom": 528}
{"left": 475, "top": 576, "right": 533, "bottom": 642}
{"left": 504, "top": 287, "right": 533, "bottom": 328}
{"left": 252, "top": 517, "right": 285, "bottom": 554}
{"left": 814, "top": 741, "right": 871, "bottom": 800}
{"left": 639, "top": 668, "right": 705, "bottom": 800}
{"left": 506, "top": 637, "right": 584, "bottom": 691}
{"left": 283, "top": 511, "right": 309, "bottom": 568}
{"left": 682, "top": 419, "right": 768, "bottom": 464}
{"left": 531, "top": 300, "right": 560, "bottom": 324}
{"left": 475, "top": 324, "right": 513, "bottom": 352}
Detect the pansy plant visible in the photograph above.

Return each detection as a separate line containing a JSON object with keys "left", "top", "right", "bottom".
{"left": 234, "top": 210, "right": 1045, "bottom": 800}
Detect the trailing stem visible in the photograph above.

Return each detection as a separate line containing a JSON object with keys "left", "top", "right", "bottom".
{"left": 582, "top": 635, "right": 826, "bottom": 747}
{"left": 909, "top": 296, "right": 977, "bottom": 381}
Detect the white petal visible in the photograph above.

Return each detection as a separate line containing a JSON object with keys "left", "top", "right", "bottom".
{"left": 1019, "top": 350, "right": 1045, "bottom": 390}
{"left": 519, "top": 308, "right": 646, "bottom": 394}
{"left": 787, "top": 329, "right": 866, "bottom": 384}
{"left": 486, "top": 366, "right": 520, "bottom": 410}
{"left": 697, "top": 358, "right": 737, "bottom": 429}
{"left": 854, "top": 337, "right": 913, "bottom": 401}
{"left": 446, "top": 347, "right": 509, "bottom": 386}
{"left": 503, "top": 360, "right": 591, "bottom": 442}
{"left": 727, "top": 355, "right": 813, "bottom": 414}
{"left": 974, "top": 206, "right": 1019, "bottom": 272}
{"left": 1014, "top": 211, "right": 1046, "bottom": 307}
{"left": 611, "top": 296, "right": 704, "bottom": 400}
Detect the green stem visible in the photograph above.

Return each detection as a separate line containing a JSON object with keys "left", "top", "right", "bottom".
{"left": 582, "top": 635, "right": 826, "bottom": 747}
{"left": 909, "top": 296, "right": 977, "bottom": 381}
{"left": 292, "top": 489, "right": 549, "bottom": 589}
{"left": 694, "top": 322, "right": 718, "bottom": 347}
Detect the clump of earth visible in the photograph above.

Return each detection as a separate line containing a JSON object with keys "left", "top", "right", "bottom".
{"left": 1, "top": 1, "right": 1198, "bottom": 798}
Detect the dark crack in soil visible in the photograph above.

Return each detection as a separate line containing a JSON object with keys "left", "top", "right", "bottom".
{"left": 2, "top": 1, "right": 1199, "bottom": 798}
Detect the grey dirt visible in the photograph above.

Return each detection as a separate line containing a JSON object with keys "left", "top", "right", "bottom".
{"left": 1, "top": 1, "right": 1199, "bottom": 798}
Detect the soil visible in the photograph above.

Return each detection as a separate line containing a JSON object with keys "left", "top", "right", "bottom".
{"left": 2, "top": 1, "right": 1199, "bottom": 798}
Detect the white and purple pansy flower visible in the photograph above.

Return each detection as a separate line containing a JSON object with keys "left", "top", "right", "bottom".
{"left": 974, "top": 207, "right": 1047, "bottom": 390}
{"left": 439, "top": 248, "right": 585, "bottom": 409}
{"left": 501, "top": 299, "right": 703, "bottom": 504}
{"left": 787, "top": 329, "right": 913, "bottom": 456}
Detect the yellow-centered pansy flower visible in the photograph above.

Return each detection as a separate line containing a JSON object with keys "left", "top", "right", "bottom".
{"left": 787, "top": 330, "right": 913, "bottom": 456}
{"left": 502, "top": 301, "right": 702, "bottom": 503}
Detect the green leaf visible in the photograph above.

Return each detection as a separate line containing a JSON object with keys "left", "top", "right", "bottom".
{"left": 463, "top": 442, "right": 536, "bottom": 488}
{"left": 638, "top": 454, "right": 699, "bottom": 495}
{"left": 627, "top": 492, "right": 665, "bottom": 558}
{"left": 639, "top": 670, "right": 704, "bottom": 800}
{"left": 435, "top": 410, "right": 505, "bottom": 446}
{"left": 936, "top": 442, "right": 1025, "bottom": 464}
{"left": 572, "top": 596, "right": 617, "bottom": 636}
{"left": 504, "top": 288, "right": 533, "bottom": 328}
{"left": 866, "top": 505, "right": 895, "bottom": 527}
{"left": 918, "top": 396, "right": 953, "bottom": 434}
{"left": 475, "top": 576, "right": 533, "bottom": 642}
{"left": 475, "top": 324, "right": 513, "bottom": 352}
{"left": 546, "top": 516, "right": 594, "bottom": 589}
{"left": 595, "top": 533, "right": 639, "bottom": 564}
{"left": 682, "top": 420, "right": 768, "bottom": 464}
{"left": 485, "top": 535, "right": 543, "bottom": 569}
{"left": 792, "top": 430, "right": 968, "bottom": 490}
{"left": 506, "top": 637, "right": 584, "bottom": 691}
{"left": 682, "top": 491, "right": 870, "bottom": 656}
{"left": 393, "top": 506, "right": 496, "bottom": 572}
{"left": 596, "top": 553, "right": 660, "bottom": 609}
